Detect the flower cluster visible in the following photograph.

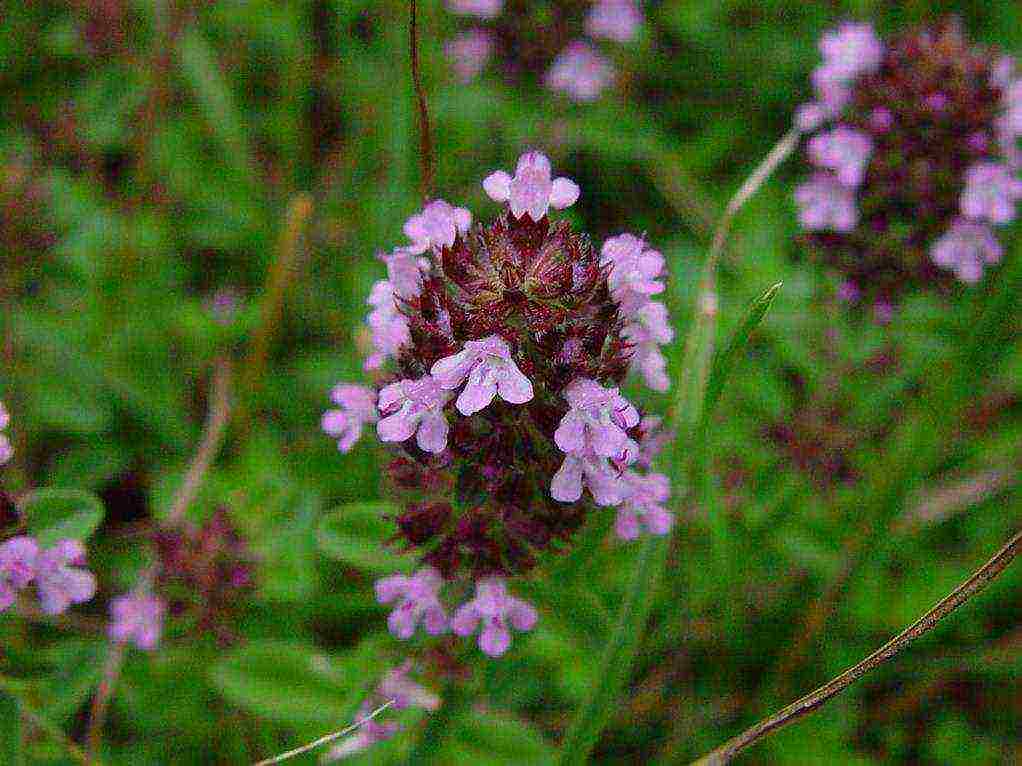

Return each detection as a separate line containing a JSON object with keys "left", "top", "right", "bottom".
{"left": 0, "top": 536, "right": 96, "bottom": 615}
{"left": 152, "top": 508, "right": 254, "bottom": 643}
{"left": 0, "top": 401, "right": 12, "bottom": 466}
{"left": 444, "top": 0, "right": 642, "bottom": 101}
{"left": 794, "top": 22, "right": 1020, "bottom": 305}
{"left": 325, "top": 151, "right": 673, "bottom": 656}
{"left": 327, "top": 662, "right": 439, "bottom": 761}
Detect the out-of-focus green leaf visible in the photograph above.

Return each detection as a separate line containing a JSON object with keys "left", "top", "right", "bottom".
{"left": 210, "top": 640, "right": 376, "bottom": 728}
{"left": 317, "top": 502, "right": 414, "bottom": 574}
{"left": 0, "top": 693, "right": 25, "bottom": 766}
{"left": 21, "top": 488, "right": 105, "bottom": 545}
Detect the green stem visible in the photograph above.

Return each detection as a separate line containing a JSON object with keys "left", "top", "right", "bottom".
{"left": 556, "top": 131, "right": 798, "bottom": 764}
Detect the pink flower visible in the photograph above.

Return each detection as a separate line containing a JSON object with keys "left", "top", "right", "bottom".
{"left": 322, "top": 384, "right": 378, "bottom": 453}
{"left": 555, "top": 378, "right": 639, "bottom": 458}
{"left": 445, "top": 30, "right": 494, "bottom": 83}
{"left": 0, "top": 401, "right": 11, "bottom": 466}
{"left": 599, "top": 233, "right": 666, "bottom": 311}
{"left": 960, "top": 162, "right": 1022, "bottom": 224}
{"left": 375, "top": 567, "right": 448, "bottom": 639}
{"left": 446, "top": 0, "right": 503, "bottom": 19}
{"left": 794, "top": 173, "right": 859, "bottom": 232}
{"left": 930, "top": 220, "right": 1003, "bottom": 284}
{"left": 33, "top": 539, "right": 96, "bottom": 615}
{"left": 327, "top": 663, "right": 438, "bottom": 760}
{"left": 545, "top": 41, "right": 615, "bottom": 103}
{"left": 838, "top": 280, "right": 860, "bottom": 302}
{"left": 0, "top": 536, "right": 38, "bottom": 611}
{"left": 623, "top": 301, "right": 674, "bottom": 392}
{"left": 551, "top": 449, "right": 628, "bottom": 506}
{"left": 873, "top": 300, "right": 893, "bottom": 325}
{"left": 403, "top": 199, "right": 472, "bottom": 255}
{"left": 364, "top": 280, "right": 412, "bottom": 371}
{"left": 1003, "top": 79, "right": 1022, "bottom": 134}
{"left": 377, "top": 377, "right": 452, "bottom": 454}
{"left": 808, "top": 126, "right": 874, "bottom": 187}
{"left": 378, "top": 661, "right": 440, "bottom": 711}
{"left": 483, "top": 151, "right": 580, "bottom": 221}
{"left": 585, "top": 0, "right": 642, "bottom": 43}
{"left": 818, "top": 22, "right": 883, "bottom": 81}
{"left": 451, "top": 577, "right": 537, "bottom": 657}
{"left": 614, "top": 471, "right": 672, "bottom": 540}
{"left": 108, "top": 591, "right": 166, "bottom": 651}
{"left": 430, "top": 335, "right": 533, "bottom": 416}
{"left": 380, "top": 248, "right": 426, "bottom": 301}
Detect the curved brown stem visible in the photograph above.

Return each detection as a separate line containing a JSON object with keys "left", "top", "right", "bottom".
{"left": 688, "top": 530, "right": 1021, "bottom": 765}
{"left": 409, "top": 0, "right": 434, "bottom": 200}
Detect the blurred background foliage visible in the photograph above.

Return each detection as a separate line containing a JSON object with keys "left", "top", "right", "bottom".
{"left": 0, "top": 0, "right": 1019, "bottom": 763}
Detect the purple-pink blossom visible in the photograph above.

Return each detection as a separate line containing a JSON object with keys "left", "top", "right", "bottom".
{"left": 551, "top": 449, "right": 628, "bottom": 506}
{"left": 817, "top": 22, "right": 883, "bottom": 81}
{"left": 380, "top": 248, "right": 426, "bottom": 301}
{"left": 614, "top": 471, "right": 672, "bottom": 540}
{"left": 635, "top": 415, "right": 670, "bottom": 470}
{"left": 483, "top": 151, "right": 580, "bottom": 221}
{"left": 445, "top": 30, "right": 494, "bottom": 83}
{"left": 960, "top": 162, "right": 1022, "bottom": 224}
{"left": 599, "top": 233, "right": 666, "bottom": 311}
{"left": 403, "top": 199, "right": 472, "bottom": 255}
{"left": 807, "top": 126, "right": 874, "bottom": 187}
{"left": 430, "top": 335, "right": 533, "bottom": 416}
{"left": 327, "top": 663, "right": 439, "bottom": 760}
{"left": 322, "top": 384, "right": 378, "bottom": 453}
{"left": 623, "top": 301, "right": 674, "bottom": 393}
{"left": 108, "top": 591, "right": 166, "bottom": 651}
{"left": 364, "top": 280, "right": 412, "bottom": 371}
{"left": 33, "top": 539, "right": 96, "bottom": 615}
{"left": 377, "top": 377, "right": 452, "bottom": 454}
{"left": 930, "top": 220, "right": 1003, "bottom": 284}
{"left": 446, "top": 0, "right": 503, "bottom": 19}
{"left": 0, "top": 536, "right": 38, "bottom": 611}
{"left": 0, "top": 402, "right": 11, "bottom": 466}
{"left": 544, "top": 41, "right": 615, "bottom": 103}
{"left": 554, "top": 378, "right": 639, "bottom": 459}
{"left": 451, "top": 577, "right": 537, "bottom": 657}
{"left": 375, "top": 566, "right": 448, "bottom": 640}
{"left": 794, "top": 173, "right": 859, "bottom": 232}
{"left": 585, "top": 0, "right": 642, "bottom": 43}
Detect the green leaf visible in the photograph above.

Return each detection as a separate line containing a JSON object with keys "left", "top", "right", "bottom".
{"left": 0, "top": 693, "right": 25, "bottom": 766}
{"left": 21, "top": 489, "right": 105, "bottom": 546}
{"left": 450, "top": 709, "right": 556, "bottom": 765}
{"left": 210, "top": 640, "right": 378, "bottom": 728}
{"left": 704, "top": 281, "right": 783, "bottom": 416}
{"left": 317, "top": 503, "right": 415, "bottom": 574}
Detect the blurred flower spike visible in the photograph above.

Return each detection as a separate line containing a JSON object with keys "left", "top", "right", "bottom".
{"left": 445, "top": 0, "right": 643, "bottom": 102}
{"left": 794, "top": 21, "right": 1022, "bottom": 307}
{"left": 324, "top": 152, "right": 674, "bottom": 657}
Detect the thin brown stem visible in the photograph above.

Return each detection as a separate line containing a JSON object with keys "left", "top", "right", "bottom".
{"left": 84, "top": 360, "right": 232, "bottom": 763}
{"left": 688, "top": 530, "right": 1022, "bottom": 765}
{"left": 240, "top": 194, "right": 314, "bottom": 421}
{"left": 409, "top": 0, "right": 434, "bottom": 200}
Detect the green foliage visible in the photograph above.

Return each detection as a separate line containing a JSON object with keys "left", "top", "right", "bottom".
{"left": 21, "top": 489, "right": 105, "bottom": 546}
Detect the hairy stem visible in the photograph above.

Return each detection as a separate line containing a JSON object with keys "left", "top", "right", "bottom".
{"left": 409, "top": 0, "right": 434, "bottom": 200}
{"left": 688, "top": 530, "right": 1021, "bottom": 765}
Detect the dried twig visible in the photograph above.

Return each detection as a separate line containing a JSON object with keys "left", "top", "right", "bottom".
{"left": 253, "top": 700, "right": 395, "bottom": 766}
{"left": 688, "top": 530, "right": 1021, "bottom": 765}
{"left": 409, "top": 0, "right": 434, "bottom": 200}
